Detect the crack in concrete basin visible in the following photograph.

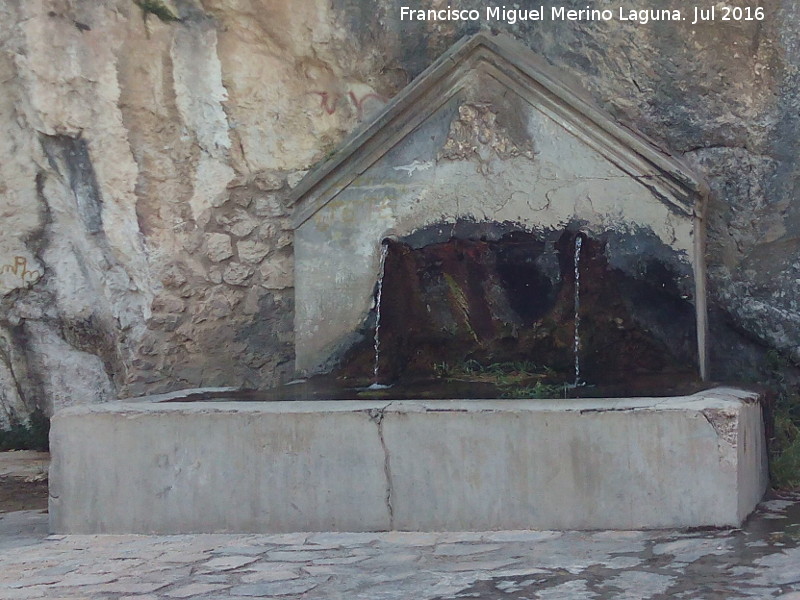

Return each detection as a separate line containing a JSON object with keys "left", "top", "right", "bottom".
{"left": 368, "top": 402, "right": 395, "bottom": 528}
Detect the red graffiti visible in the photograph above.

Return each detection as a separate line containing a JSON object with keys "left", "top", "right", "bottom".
{"left": 310, "top": 89, "right": 388, "bottom": 120}
{"left": 311, "top": 91, "right": 338, "bottom": 115}
{"left": 348, "top": 91, "right": 387, "bottom": 120}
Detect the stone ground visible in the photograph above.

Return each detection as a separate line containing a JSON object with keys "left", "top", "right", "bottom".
{"left": 2, "top": 453, "right": 800, "bottom": 599}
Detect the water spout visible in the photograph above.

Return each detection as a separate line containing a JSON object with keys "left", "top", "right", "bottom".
{"left": 369, "top": 242, "right": 391, "bottom": 390}
{"left": 573, "top": 234, "right": 583, "bottom": 388}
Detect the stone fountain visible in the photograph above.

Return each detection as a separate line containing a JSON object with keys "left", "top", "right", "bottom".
{"left": 49, "top": 33, "right": 767, "bottom": 534}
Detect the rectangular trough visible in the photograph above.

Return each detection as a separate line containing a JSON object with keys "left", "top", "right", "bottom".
{"left": 49, "top": 387, "right": 768, "bottom": 533}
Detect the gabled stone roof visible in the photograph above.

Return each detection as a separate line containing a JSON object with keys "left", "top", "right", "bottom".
{"left": 290, "top": 32, "right": 708, "bottom": 229}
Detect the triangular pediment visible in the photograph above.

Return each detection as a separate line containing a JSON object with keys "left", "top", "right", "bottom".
{"left": 291, "top": 32, "right": 707, "bottom": 228}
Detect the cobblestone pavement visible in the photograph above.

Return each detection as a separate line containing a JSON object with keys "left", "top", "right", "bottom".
{"left": 0, "top": 494, "right": 799, "bottom": 599}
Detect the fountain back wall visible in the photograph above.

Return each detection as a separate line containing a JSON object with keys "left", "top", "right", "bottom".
{"left": 338, "top": 225, "right": 700, "bottom": 393}
{"left": 290, "top": 33, "right": 709, "bottom": 381}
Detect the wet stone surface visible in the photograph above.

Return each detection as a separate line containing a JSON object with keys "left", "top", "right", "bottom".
{"left": 339, "top": 229, "right": 700, "bottom": 390}
{"left": 0, "top": 493, "right": 798, "bottom": 599}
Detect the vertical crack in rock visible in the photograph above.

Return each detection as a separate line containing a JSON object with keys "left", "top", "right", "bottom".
{"left": 368, "top": 402, "right": 395, "bottom": 529}
{"left": 31, "top": 171, "right": 53, "bottom": 261}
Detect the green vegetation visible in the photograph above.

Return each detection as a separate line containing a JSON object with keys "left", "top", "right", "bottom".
{"left": 766, "top": 351, "right": 800, "bottom": 489}
{"left": 133, "top": 0, "right": 180, "bottom": 23}
{"left": 357, "top": 388, "right": 392, "bottom": 399}
{"left": 443, "top": 275, "right": 478, "bottom": 342}
{"left": 502, "top": 381, "right": 565, "bottom": 399}
{"left": 772, "top": 413, "right": 800, "bottom": 489}
{"left": 433, "top": 359, "right": 564, "bottom": 399}
{"left": 0, "top": 408, "right": 50, "bottom": 452}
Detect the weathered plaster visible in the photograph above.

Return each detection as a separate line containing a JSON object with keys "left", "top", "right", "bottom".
{"left": 292, "top": 34, "right": 707, "bottom": 376}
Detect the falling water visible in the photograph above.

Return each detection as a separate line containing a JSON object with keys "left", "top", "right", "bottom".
{"left": 573, "top": 234, "right": 582, "bottom": 387}
{"left": 369, "top": 243, "right": 391, "bottom": 390}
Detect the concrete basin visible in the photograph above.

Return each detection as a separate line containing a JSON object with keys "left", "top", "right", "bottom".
{"left": 49, "top": 387, "right": 767, "bottom": 533}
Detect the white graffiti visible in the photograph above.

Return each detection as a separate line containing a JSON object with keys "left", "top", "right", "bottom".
{"left": 393, "top": 160, "right": 434, "bottom": 177}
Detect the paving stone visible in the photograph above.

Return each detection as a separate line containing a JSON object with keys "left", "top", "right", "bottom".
{"left": 0, "top": 587, "right": 47, "bottom": 599}
{"left": 93, "top": 580, "right": 171, "bottom": 594}
{"left": 436, "top": 533, "right": 489, "bottom": 543}
{"left": 165, "top": 582, "right": 232, "bottom": 597}
{"left": 491, "top": 567, "right": 552, "bottom": 578}
{"left": 589, "top": 531, "right": 648, "bottom": 541}
{"left": 652, "top": 537, "right": 732, "bottom": 563}
{"left": 761, "top": 500, "right": 796, "bottom": 512}
{"left": 312, "top": 555, "right": 370, "bottom": 565}
{"left": 229, "top": 579, "right": 322, "bottom": 597}
{"left": 433, "top": 543, "right": 503, "bottom": 556}
{"left": 0, "top": 494, "right": 799, "bottom": 600}
{"left": 306, "top": 532, "right": 382, "bottom": 546}
{"left": 50, "top": 574, "right": 119, "bottom": 587}
{"left": 239, "top": 569, "right": 301, "bottom": 584}
{"left": 280, "top": 543, "right": 342, "bottom": 551}
{"left": 301, "top": 565, "right": 339, "bottom": 575}
{"left": 240, "top": 561, "right": 303, "bottom": 572}
{"left": 257, "top": 533, "right": 308, "bottom": 545}
{"left": 212, "top": 545, "right": 269, "bottom": 556}
{"left": 601, "top": 571, "right": 676, "bottom": 599}
{"left": 266, "top": 550, "right": 339, "bottom": 562}
{"left": 736, "top": 590, "right": 785, "bottom": 598}
{"left": 201, "top": 555, "right": 259, "bottom": 571}
{"left": 753, "top": 548, "right": 800, "bottom": 585}
{"left": 378, "top": 532, "right": 439, "bottom": 546}
{"left": 192, "top": 574, "right": 233, "bottom": 584}
{"left": 481, "top": 530, "right": 563, "bottom": 543}
{"left": 6, "top": 575, "right": 64, "bottom": 588}
{"left": 159, "top": 551, "right": 212, "bottom": 563}
{"left": 439, "top": 559, "right": 519, "bottom": 572}
{"left": 35, "top": 564, "right": 79, "bottom": 577}
{"left": 599, "top": 555, "right": 645, "bottom": 569}
{"left": 136, "top": 566, "right": 195, "bottom": 583}
{"left": 356, "top": 553, "right": 421, "bottom": 567}
{"left": 536, "top": 579, "right": 597, "bottom": 599}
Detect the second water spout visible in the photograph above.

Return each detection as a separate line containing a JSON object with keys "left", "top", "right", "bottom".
{"left": 369, "top": 242, "right": 391, "bottom": 390}
{"left": 573, "top": 234, "right": 582, "bottom": 388}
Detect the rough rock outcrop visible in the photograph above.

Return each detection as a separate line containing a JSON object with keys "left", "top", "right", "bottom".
{"left": 1, "top": 0, "right": 799, "bottom": 422}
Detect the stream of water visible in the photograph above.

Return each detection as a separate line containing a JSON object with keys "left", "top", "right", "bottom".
{"left": 369, "top": 243, "right": 391, "bottom": 390}
{"left": 573, "top": 234, "right": 582, "bottom": 387}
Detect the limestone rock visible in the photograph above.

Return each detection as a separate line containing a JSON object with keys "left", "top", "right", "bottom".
{"left": 217, "top": 209, "right": 258, "bottom": 238}
{"left": 258, "top": 253, "right": 293, "bottom": 290}
{"left": 254, "top": 172, "right": 285, "bottom": 191}
{"left": 1, "top": 0, "right": 800, "bottom": 422}
{"left": 286, "top": 170, "right": 309, "bottom": 189}
{"left": 253, "top": 194, "right": 287, "bottom": 218}
{"left": 439, "top": 103, "right": 535, "bottom": 162}
{"left": 205, "top": 233, "right": 233, "bottom": 263}
{"left": 237, "top": 240, "right": 271, "bottom": 264}
{"left": 24, "top": 322, "right": 114, "bottom": 414}
{"left": 223, "top": 263, "right": 254, "bottom": 287}
{"left": 0, "top": 254, "right": 44, "bottom": 297}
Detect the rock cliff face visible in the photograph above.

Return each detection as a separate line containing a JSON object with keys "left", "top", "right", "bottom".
{"left": 1, "top": 0, "right": 798, "bottom": 422}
